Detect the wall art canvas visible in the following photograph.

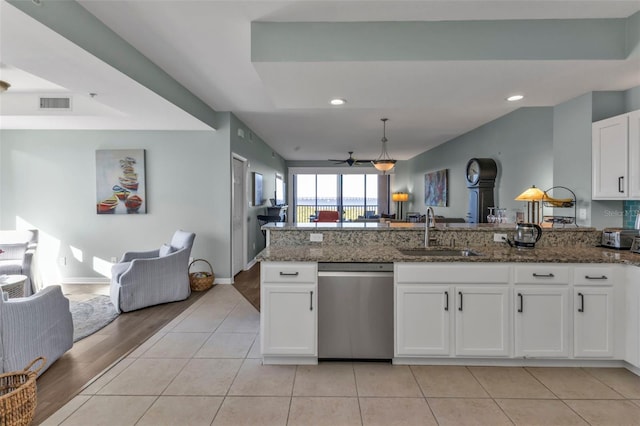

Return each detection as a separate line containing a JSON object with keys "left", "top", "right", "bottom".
{"left": 424, "top": 169, "right": 448, "bottom": 207}
{"left": 96, "top": 149, "right": 146, "bottom": 214}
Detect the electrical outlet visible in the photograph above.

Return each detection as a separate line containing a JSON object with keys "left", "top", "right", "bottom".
{"left": 310, "top": 233, "right": 323, "bottom": 242}
{"left": 493, "top": 233, "right": 507, "bottom": 242}
{"left": 110, "top": 257, "right": 117, "bottom": 263}
{"left": 579, "top": 208, "right": 587, "bottom": 220}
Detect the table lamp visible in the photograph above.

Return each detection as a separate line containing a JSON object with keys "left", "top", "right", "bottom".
{"left": 392, "top": 192, "right": 409, "bottom": 220}
{"left": 515, "top": 185, "right": 546, "bottom": 223}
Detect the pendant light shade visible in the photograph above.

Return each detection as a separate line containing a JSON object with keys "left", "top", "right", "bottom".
{"left": 0, "top": 80, "right": 10, "bottom": 93}
{"left": 372, "top": 118, "right": 396, "bottom": 173}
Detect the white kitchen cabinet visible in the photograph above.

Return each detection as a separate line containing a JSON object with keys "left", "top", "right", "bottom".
{"left": 626, "top": 267, "right": 640, "bottom": 368}
{"left": 574, "top": 287, "right": 614, "bottom": 358}
{"left": 514, "top": 288, "right": 570, "bottom": 358}
{"left": 396, "top": 284, "right": 451, "bottom": 356}
{"left": 261, "top": 262, "right": 317, "bottom": 359}
{"left": 454, "top": 286, "right": 510, "bottom": 357}
{"left": 592, "top": 110, "right": 640, "bottom": 199}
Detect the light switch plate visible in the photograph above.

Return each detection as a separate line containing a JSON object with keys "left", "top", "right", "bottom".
{"left": 310, "top": 233, "right": 323, "bottom": 242}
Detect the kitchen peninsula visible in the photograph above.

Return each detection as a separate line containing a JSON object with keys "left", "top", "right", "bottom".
{"left": 256, "top": 222, "right": 640, "bottom": 376}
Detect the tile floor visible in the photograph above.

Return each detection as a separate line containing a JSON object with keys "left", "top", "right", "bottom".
{"left": 44, "top": 285, "right": 640, "bottom": 425}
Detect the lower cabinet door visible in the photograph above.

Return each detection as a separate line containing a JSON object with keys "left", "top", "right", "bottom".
{"left": 455, "top": 286, "right": 510, "bottom": 357}
{"left": 261, "top": 283, "right": 317, "bottom": 356}
{"left": 396, "top": 285, "right": 451, "bottom": 356}
{"left": 574, "top": 287, "right": 614, "bottom": 358}
{"left": 514, "top": 288, "right": 570, "bottom": 358}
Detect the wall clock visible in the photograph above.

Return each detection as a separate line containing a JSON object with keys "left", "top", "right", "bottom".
{"left": 465, "top": 158, "right": 498, "bottom": 223}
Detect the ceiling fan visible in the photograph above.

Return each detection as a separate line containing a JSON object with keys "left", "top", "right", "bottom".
{"left": 328, "top": 151, "right": 374, "bottom": 166}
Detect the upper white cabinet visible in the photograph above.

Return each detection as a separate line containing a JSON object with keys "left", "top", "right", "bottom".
{"left": 592, "top": 110, "right": 640, "bottom": 199}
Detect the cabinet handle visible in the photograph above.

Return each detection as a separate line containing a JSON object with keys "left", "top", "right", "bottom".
{"left": 517, "top": 293, "right": 523, "bottom": 313}
{"left": 310, "top": 290, "right": 313, "bottom": 311}
{"left": 458, "top": 291, "right": 463, "bottom": 311}
{"left": 585, "top": 275, "right": 607, "bottom": 280}
{"left": 578, "top": 292, "right": 584, "bottom": 313}
{"left": 279, "top": 271, "right": 299, "bottom": 276}
{"left": 532, "top": 273, "right": 554, "bottom": 278}
{"left": 444, "top": 291, "right": 449, "bottom": 311}
{"left": 619, "top": 176, "right": 624, "bottom": 193}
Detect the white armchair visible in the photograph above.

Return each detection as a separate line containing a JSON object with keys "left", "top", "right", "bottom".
{"left": 0, "top": 229, "right": 39, "bottom": 296}
{"left": 0, "top": 285, "right": 73, "bottom": 375}
{"left": 110, "top": 230, "right": 196, "bottom": 313}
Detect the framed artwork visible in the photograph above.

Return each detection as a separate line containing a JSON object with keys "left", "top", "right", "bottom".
{"left": 96, "top": 149, "right": 146, "bottom": 214}
{"left": 253, "top": 172, "right": 263, "bottom": 206}
{"left": 424, "top": 169, "right": 448, "bottom": 207}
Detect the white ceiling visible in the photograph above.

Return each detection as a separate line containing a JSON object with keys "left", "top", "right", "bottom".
{"left": 2, "top": 0, "right": 640, "bottom": 161}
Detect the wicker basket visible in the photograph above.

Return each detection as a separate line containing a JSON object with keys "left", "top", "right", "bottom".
{"left": 0, "top": 357, "right": 46, "bottom": 426}
{"left": 188, "top": 259, "right": 215, "bottom": 291}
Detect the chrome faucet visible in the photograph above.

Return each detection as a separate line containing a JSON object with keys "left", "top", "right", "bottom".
{"left": 425, "top": 207, "right": 436, "bottom": 247}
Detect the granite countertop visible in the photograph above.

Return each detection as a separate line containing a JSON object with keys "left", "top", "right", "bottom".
{"left": 256, "top": 244, "right": 640, "bottom": 266}
{"left": 262, "top": 222, "right": 596, "bottom": 232}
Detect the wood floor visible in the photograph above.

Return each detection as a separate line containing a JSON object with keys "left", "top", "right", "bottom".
{"left": 34, "top": 266, "right": 261, "bottom": 424}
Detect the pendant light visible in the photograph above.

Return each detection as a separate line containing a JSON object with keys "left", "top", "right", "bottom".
{"left": 372, "top": 118, "right": 396, "bottom": 173}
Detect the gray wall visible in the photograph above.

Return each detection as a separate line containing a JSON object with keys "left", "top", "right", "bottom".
{"left": 0, "top": 127, "right": 233, "bottom": 283}
{"left": 230, "top": 114, "right": 287, "bottom": 259}
{"left": 400, "top": 107, "right": 554, "bottom": 221}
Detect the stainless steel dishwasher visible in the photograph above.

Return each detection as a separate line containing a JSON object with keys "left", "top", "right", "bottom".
{"left": 317, "top": 262, "right": 394, "bottom": 360}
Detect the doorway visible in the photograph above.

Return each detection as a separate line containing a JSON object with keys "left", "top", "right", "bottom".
{"left": 232, "top": 155, "right": 247, "bottom": 277}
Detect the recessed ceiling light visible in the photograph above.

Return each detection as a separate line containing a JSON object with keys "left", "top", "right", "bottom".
{"left": 330, "top": 98, "right": 346, "bottom": 106}
{"left": 507, "top": 94, "right": 524, "bottom": 102}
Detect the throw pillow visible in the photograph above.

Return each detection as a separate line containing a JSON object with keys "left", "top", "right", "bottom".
{"left": 159, "top": 244, "right": 177, "bottom": 257}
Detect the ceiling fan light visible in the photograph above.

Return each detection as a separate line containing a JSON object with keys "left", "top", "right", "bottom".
{"left": 330, "top": 98, "right": 346, "bottom": 106}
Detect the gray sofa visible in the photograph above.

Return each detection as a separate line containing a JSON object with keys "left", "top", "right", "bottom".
{"left": 0, "top": 285, "right": 73, "bottom": 375}
{"left": 110, "top": 230, "right": 196, "bottom": 313}
{"left": 0, "top": 229, "right": 39, "bottom": 296}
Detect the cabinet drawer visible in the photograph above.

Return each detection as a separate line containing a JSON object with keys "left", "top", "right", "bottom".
{"left": 396, "top": 263, "right": 509, "bottom": 284}
{"left": 514, "top": 265, "right": 569, "bottom": 284}
{"left": 574, "top": 266, "right": 614, "bottom": 286}
{"left": 262, "top": 262, "right": 317, "bottom": 283}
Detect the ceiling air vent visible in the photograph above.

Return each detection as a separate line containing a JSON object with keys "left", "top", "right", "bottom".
{"left": 39, "top": 97, "right": 71, "bottom": 110}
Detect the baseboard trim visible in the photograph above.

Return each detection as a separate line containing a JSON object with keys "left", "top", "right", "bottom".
{"left": 215, "top": 278, "right": 233, "bottom": 285}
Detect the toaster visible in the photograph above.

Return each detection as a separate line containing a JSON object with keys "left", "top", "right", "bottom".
{"left": 601, "top": 228, "right": 638, "bottom": 249}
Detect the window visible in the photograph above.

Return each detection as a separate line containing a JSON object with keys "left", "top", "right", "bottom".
{"left": 294, "top": 173, "right": 382, "bottom": 222}
{"left": 275, "top": 174, "right": 285, "bottom": 205}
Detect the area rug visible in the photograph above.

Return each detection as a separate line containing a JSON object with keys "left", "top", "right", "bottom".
{"left": 68, "top": 294, "right": 119, "bottom": 342}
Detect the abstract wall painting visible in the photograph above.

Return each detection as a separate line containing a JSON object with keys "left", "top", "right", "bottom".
{"left": 424, "top": 169, "right": 448, "bottom": 207}
{"left": 96, "top": 149, "right": 146, "bottom": 214}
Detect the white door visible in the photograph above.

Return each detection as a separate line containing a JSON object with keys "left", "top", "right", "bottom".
{"left": 592, "top": 114, "right": 628, "bottom": 199}
{"left": 232, "top": 157, "right": 246, "bottom": 276}
{"left": 455, "top": 286, "right": 510, "bottom": 357}
{"left": 396, "top": 285, "right": 451, "bottom": 356}
{"left": 574, "top": 287, "right": 614, "bottom": 358}
{"left": 514, "top": 288, "right": 570, "bottom": 358}
{"left": 261, "top": 283, "right": 317, "bottom": 355}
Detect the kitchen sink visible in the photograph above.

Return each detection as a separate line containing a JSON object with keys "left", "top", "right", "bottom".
{"left": 397, "top": 248, "right": 481, "bottom": 257}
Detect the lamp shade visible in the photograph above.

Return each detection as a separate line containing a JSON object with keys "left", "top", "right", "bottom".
{"left": 392, "top": 192, "right": 409, "bottom": 202}
{"left": 515, "top": 185, "right": 546, "bottom": 201}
